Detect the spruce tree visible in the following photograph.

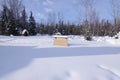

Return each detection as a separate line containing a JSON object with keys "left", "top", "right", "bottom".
{"left": 0, "top": 14, "right": 2, "bottom": 34}
{"left": 6, "top": 9, "right": 20, "bottom": 36}
{"left": 28, "top": 11, "right": 36, "bottom": 35}
{"left": 0, "top": 6, "right": 8, "bottom": 35}
{"left": 21, "top": 7, "right": 27, "bottom": 30}
{"left": 7, "top": 17, "right": 19, "bottom": 36}
{"left": 83, "top": 20, "right": 92, "bottom": 41}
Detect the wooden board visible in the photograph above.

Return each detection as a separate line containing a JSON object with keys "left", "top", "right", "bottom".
{"left": 54, "top": 36, "right": 68, "bottom": 46}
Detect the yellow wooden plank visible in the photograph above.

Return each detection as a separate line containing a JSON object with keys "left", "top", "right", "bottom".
{"left": 54, "top": 36, "right": 68, "bottom": 46}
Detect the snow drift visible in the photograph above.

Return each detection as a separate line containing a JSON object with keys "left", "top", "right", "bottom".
{"left": 0, "top": 35, "right": 120, "bottom": 80}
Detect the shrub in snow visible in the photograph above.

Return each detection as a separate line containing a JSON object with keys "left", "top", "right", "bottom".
{"left": 115, "top": 35, "right": 118, "bottom": 39}
{"left": 115, "top": 32, "right": 120, "bottom": 39}
{"left": 10, "top": 34, "right": 14, "bottom": 37}
{"left": 55, "top": 32, "right": 61, "bottom": 35}
{"left": 84, "top": 31, "right": 92, "bottom": 41}
{"left": 22, "top": 29, "right": 29, "bottom": 36}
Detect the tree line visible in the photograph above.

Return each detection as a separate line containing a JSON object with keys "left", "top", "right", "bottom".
{"left": 36, "top": 19, "right": 116, "bottom": 36}
{"left": 36, "top": 0, "right": 120, "bottom": 38}
{"left": 0, "top": 0, "right": 120, "bottom": 38}
{"left": 0, "top": 0, "right": 36, "bottom": 36}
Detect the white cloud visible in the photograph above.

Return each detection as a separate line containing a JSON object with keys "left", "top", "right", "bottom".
{"left": 43, "top": 1, "right": 48, "bottom": 6}
{"left": 43, "top": 0, "right": 54, "bottom": 6}
{"left": 32, "top": 0, "right": 38, "bottom": 1}
{"left": 36, "top": 12, "right": 45, "bottom": 19}
{"left": 43, "top": 0, "right": 54, "bottom": 13}
{"left": 44, "top": 7, "right": 53, "bottom": 13}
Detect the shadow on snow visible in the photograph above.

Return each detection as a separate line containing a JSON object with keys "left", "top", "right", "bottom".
{"left": 0, "top": 46, "right": 120, "bottom": 77}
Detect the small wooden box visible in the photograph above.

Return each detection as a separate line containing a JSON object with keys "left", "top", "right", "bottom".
{"left": 54, "top": 35, "right": 68, "bottom": 46}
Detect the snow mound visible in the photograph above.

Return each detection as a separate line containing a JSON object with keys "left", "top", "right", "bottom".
{"left": 63, "top": 71, "right": 80, "bottom": 80}
{"left": 93, "top": 36, "right": 120, "bottom": 46}
{"left": 93, "top": 36, "right": 110, "bottom": 42}
{"left": 107, "top": 38, "right": 120, "bottom": 45}
{"left": 116, "top": 32, "right": 120, "bottom": 38}
{"left": 22, "top": 29, "right": 28, "bottom": 35}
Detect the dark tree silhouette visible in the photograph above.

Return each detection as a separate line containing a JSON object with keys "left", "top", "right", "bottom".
{"left": 28, "top": 11, "right": 36, "bottom": 35}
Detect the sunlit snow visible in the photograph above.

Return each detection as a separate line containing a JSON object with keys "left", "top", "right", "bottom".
{"left": 0, "top": 35, "right": 120, "bottom": 80}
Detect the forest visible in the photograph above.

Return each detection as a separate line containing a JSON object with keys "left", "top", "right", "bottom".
{"left": 0, "top": 0, "right": 120, "bottom": 39}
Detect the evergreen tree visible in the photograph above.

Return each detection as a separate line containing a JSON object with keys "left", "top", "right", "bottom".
{"left": 6, "top": 8, "right": 21, "bottom": 36}
{"left": 7, "top": 17, "right": 19, "bottom": 35}
{"left": 83, "top": 20, "right": 93, "bottom": 41}
{"left": 0, "top": 6, "right": 8, "bottom": 35}
{"left": 21, "top": 7, "right": 27, "bottom": 30}
{"left": 0, "top": 14, "right": 2, "bottom": 34}
{"left": 28, "top": 11, "right": 36, "bottom": 35}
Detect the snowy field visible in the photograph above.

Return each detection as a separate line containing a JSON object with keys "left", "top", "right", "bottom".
{"left": 0, "top": 35, "right": 120, "bottom": 80}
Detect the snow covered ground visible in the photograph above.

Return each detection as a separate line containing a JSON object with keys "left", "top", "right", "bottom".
{"left": 0, "top": 35, "right": 120, "bottom": 80}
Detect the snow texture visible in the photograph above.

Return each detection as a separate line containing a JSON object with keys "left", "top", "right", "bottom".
{"left": 0, "top": 35, "right": 120, "bottom": 80}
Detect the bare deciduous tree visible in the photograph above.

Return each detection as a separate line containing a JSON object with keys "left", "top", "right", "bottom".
{"left": 81, "top": 0, "right": 96, "bottom": 26}
{"left": 110, "top": 0, "right": 120, "bottom": 34}
{"left": 78, "top": 0, "right": 97, "bottom": 40}
{"left": 47, "top": 12, "right": 56, "bottom": 26}
{"left": 2, "top": 0, "right": 23, "bottom": 19}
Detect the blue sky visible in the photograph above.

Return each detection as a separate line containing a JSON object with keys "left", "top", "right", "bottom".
{"left": 6, "top": 0, "right": 113, "bottom": 23}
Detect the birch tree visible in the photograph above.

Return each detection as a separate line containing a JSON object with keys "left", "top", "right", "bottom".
{"left": 79, "top": 0, "right": 96, "bottom": 40}
{"left": 110, "top": 0, "right": 120, "bottom": 34}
